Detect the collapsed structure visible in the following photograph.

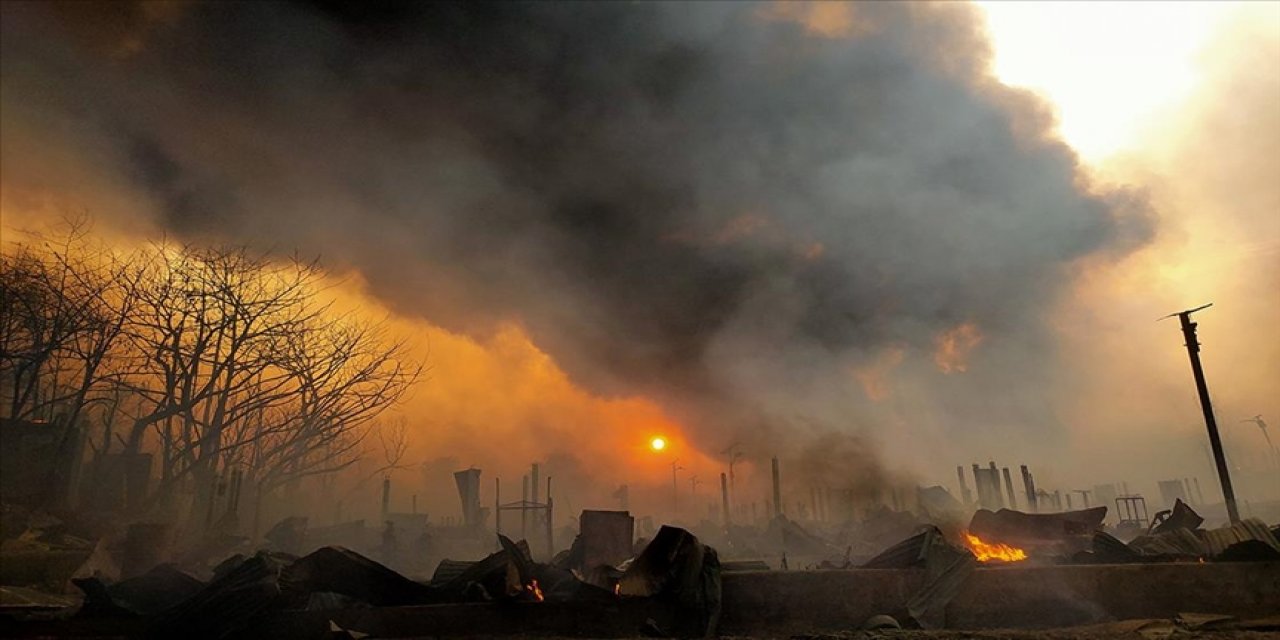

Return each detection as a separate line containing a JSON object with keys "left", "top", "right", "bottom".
{"left": 2, "top": 451, "right": 1278, "bottom": 638}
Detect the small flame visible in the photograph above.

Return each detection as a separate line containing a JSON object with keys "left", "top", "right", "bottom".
{"left": 614, "top": 583, "right": 621, "bottom": 596}
{"left": 526, "top": 579, "right": 544, "bottom": 602}
{"left": 963, "top": 532, "right": 1027, "bottom": 562}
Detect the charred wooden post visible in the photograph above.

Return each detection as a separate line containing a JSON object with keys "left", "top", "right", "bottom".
{"left": 971, "top": 463, "right": 984, "bottom": 506}
{"left": 1020, "top": 465, "right": 1037, "bottom": 512}
{"left": 957, "top": 466, "right": 973, "bottom": 505}
{"left": 988, "top": 461, "right": 1005, "bottom": 508}
{"left": 1002, "top": 467, "right": 1018, "bottom": 511}
{"left": 381, "top": 476, "right": 391, "bottom": 521}
{"left": 545, "top": 476, "right": 554, "bottom": 559}
{"left": 771, "top": 456, "right": 782, "bottom": 517}
{"left": 454, "top": 468, "right": 483, "bottom": 530}
{"left": 1166, "top": 303, "right": 1239, "bottom": 523}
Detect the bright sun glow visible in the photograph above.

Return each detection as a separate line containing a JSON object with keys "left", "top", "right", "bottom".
{"left": 650, "top": 437, "right": 667, "bottom": 451}
{"left": 976, "top": 1, "right": 1232, "bottom": 163}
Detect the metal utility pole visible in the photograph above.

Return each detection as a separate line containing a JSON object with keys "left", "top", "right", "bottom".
{"left": 723, "top": 445, "right": 743, "bottom": 505}
{"left": 1241, "top": 415, "right": 1278, "bottom": 469}
{"left": 1163, "top": 303, "right": 1239, "bottom": 523}
{"left": 1241, "top": 415, "right": 1273, "bottom": 446}
{"left": 671, "top": 460, "right": 683, "bottom": 516}
{"left": 720, "top": 473, "right": 731, "bottom": 527}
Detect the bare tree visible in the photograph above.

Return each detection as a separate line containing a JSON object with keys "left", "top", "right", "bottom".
{"left": 117, "top": 245, "right": 331, "bottom": 520}
{"left": 233, "top": 317, "right": 420, "bottom": 536}
{"left": 1, "top": 219, "right": 146, "bottom": 506}
{"left": 4, "top": 224, "right": 424, "bottom": 527}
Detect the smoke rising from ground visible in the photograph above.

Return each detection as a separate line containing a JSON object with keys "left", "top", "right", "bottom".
{"left": 1, "top": 2, "right": 1154, "bottom": 498}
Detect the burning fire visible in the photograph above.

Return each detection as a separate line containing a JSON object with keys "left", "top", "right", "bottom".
{"left": 962, "top": 532, "right": 1028, "bottom": 562}
{"left": 526, "top": 579, "right": 545, "bottom": 602}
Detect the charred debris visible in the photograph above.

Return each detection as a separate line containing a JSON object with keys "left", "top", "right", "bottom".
{"left": 1, "top": 455, "right": 1278, "bottom": 638}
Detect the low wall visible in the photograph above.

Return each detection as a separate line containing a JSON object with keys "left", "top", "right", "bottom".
{"left": 719, "top": 561, "right": 1280, "bottom": 633}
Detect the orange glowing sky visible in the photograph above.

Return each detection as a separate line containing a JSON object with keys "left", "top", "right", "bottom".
{"left": 2, "top": 1, "right": 1277, "bottom": 519}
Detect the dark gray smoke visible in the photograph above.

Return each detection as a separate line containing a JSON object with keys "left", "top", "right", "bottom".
{"left": 0, "top": 2, "right": 1151, "bottom": 469}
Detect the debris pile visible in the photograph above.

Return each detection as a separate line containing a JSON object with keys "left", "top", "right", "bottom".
{"left": 1068, "top": 500, "right": 1280, "bottom": 564}
{"left": 862, "top": 525, "right": 977, "bottom": 629}
{"left": 617, "top": 525, "right": 722, "bottom": 636}
{"left": 29, "top": 522, "right": 721, "bottom": 639}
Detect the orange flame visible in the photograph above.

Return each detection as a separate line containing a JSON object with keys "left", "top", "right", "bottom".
{"left": 526, "top": 579, "right": 544, "bottom": 602}
{"left": 963, "top": 532, "right": 1027, "bottom": 562}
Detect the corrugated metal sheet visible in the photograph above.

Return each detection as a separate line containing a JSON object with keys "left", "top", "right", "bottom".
{"left": 862, "top": 526, "right": 942, "bottom": 568}
{"left": 1201, "top": 518, "right": 1280, "bottom": 557}
{"left": 1129, "top": 527, "right": 1205, "bottom": 557}
{"left": 430, "top": 559, "right": 474, "bottom": 586}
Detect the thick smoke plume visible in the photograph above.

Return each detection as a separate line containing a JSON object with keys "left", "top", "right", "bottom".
{"left": 1, "top": 2, "right": 1151, "bottom": 487}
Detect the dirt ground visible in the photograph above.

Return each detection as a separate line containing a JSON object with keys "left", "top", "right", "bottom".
{"left": 421, "top": 619, "right": 1280, "bottom": 640}
{"left": 774, "top": 632, "right": 1280, "bottom": 640}
{"left": 773, "top": 619, "right": 1280, "bottom": 640}
{"left": 423, "top": 631, "right": 1280, "bottom": 640}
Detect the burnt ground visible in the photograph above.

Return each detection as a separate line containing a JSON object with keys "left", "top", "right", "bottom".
{"left": 376, "top": 620, "right": 1280, "bottom": 640}
{"left": 773, "top": 618, "right": 1280, "bottom": 640}
{"left": 391, "top": 631, "right": 1280, "bottom": 640}
{"left": 780, "top": 628, "right": 1280, "bottom": 640}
